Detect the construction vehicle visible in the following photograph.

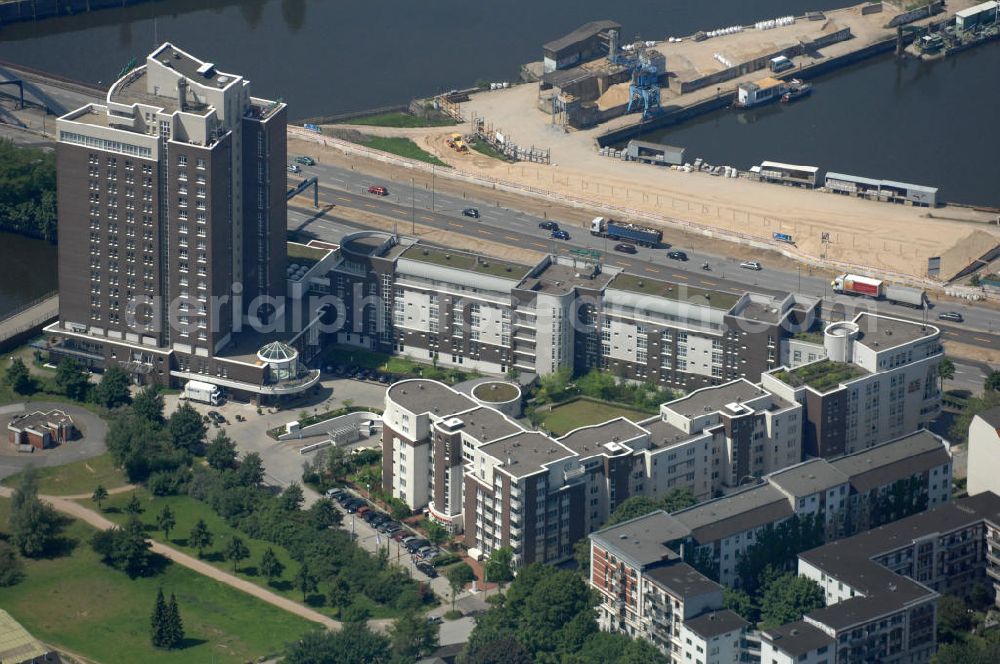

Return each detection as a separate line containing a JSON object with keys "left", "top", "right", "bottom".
{"left": 447, "top": 133, "right": 468, "bottom": 153}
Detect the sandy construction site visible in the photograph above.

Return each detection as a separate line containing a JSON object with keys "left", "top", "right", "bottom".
{"left": 308, "top": 104, "right": 999, "bottom": 286}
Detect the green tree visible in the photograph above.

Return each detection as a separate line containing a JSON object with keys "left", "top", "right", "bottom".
{"left": 389, "top": 612, "right": 439, "bottom": 662}
{"left": 237, "top": 452, "right": 265, "bottom": 486}
{"left": 0, "top": 541, "right": 24, "bottom": 587}
{"left": 165, "top": 593, "right": 185, "bottom": 649}
{"left": 225, "top": 536, "right": 250, "bottom": 573}
{"left": 308, "top": 498, "right": 343, "bottom": 530}
{"left": 5, "top": 357, "right": 33, "bottom": 395}
{"left": 284, "top": 625, "right": 390, "bottom": 664}
{"left": 205, "top": 430, "right": 238, "bottom": 470}
{"left": 484, "top": 547, "right": 515, "bottom": 587}
{"left": 537, "top": 365, "right": 572, "bottom": 403}
{"left": 156, "top": 505, "right": 176, "bottom": 541}
{"left": 759, "top": 572, "right": 825, "bottom": 629}
{"left": 660, "top": 487, "right": 697, "bottom": 512}
{"left": 168, "top": 402, "right": 207, "bottom": 452}
{"left": 279, "top": 482, "right": 305, "bottom": 511}
{"left": 92, "top": 517, "right": 152, "bottom": 578}
{"left": 446, "top": 563, "right": 476, "bottom": 609}
{"left": 736, "top": 514, "right": 824, "bottom": 594}
{"left": 189, "top": 519, "right": 213, "bottom": 558}
{"left": 324, "top": 445, "right": 350, "bottom": 482}
{"left": 327, "top": 576, "right": 351, "bottom": 618}
{"left": 939, "top": 357, "right": 956, "bottom": 383}
{"left": 106, "top": 410, "right": 185, "bottom": 482}
{"left": 0, "top": 139, "right": 58, "bottom": 242}
{"left": 425, "top": 519, "right": 450, "bottom": 548}
{"left": 259, "top": 547, "right": 285, "bottom": 584}
{"left": 125, "top": 492, "right": 144, "bottom": 515}
{"left": 93, "top": 366, "right": 131, "bottom": 409}
{"left": 8, "top": 466, "right": 60, "bottom": 558}
{"left": 949, "top": 391, "right": 1000, "bottom": 443}
{"left": 605, "top": 496, "right": 661, "bottom": 526}
{"left": 463, "top": 636, "right": 533, "bottom": 664}
{"left": 295, "top": 562, "right": 319, "bottom": 601}
{"left": 133, "top": 385, "right": 165, "bottom": 425}
{"left": 357, "top": 465, "right": 381, "bottom": 494}
{"left": 985, "top": 370, "right": 1000, "bottom": 393}
{"left": 55, "top": 357, "right": 90, "bottom": 401}
{"left": 91, "top": 484, "right": 109, "bottom": 511}
{"left": 150, "top": 587, "right": 169, "bottom": 648}
{"left": 936, "top": 595, "right": 973, "bottom": 644}
{"left": 723, "top": 588, "right": 756, "bottom": 623}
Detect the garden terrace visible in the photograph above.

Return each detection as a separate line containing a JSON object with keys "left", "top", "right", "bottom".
{"left": 771, "top": 360, "right": 868, "bottom": 392}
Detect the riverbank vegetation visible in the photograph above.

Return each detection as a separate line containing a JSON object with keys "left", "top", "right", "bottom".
{"left": 345, "top": 111, "right": 457, "bottom": 128}
{"left": 0, "top": 139, "right": 57, "bottom": 243}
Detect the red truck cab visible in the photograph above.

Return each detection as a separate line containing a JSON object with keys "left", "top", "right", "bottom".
{"left": 367, "top": 185, "right": 388, "bottom": 196}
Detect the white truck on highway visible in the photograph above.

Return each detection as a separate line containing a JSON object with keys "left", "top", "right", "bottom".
{"left": 831, "top": 274, "right": 928, "bottom": 309}
{"left": 183, "top": 380, "right": 222, "bottom": 406}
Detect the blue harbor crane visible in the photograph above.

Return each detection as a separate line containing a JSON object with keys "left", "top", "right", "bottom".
{"left": 607, "top": 30, "right": 663, "bottom": 120}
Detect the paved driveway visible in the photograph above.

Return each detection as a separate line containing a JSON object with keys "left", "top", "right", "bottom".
{"left": 0, "top": 401, "right": 108, "bottom": 482}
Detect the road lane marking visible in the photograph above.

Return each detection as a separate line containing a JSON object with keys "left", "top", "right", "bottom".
{"left": 530, "top": 242, "right": 546, "bottom": 249}
{"left": 421, "top": 216, "right": 434, "bottom": 222}
{"left": 645, "top": 267, "right": 657, "bottom": 273}
{"left": 505, "top": 235, "right": 519, "bottom": 241}
{"left": 448, "top": 223, "right": 462, "bottom": 228}
{"left": 671, "top": 273, "right": 686, "bottom": 279}
{"left": 364, "top": 203, "right": 377, "bottom": 208}
{"left": 337, "top": 196, "right": 351, "bottom": 202}
{"left": 975, "top": 337, "right": 991, "bottom": 343}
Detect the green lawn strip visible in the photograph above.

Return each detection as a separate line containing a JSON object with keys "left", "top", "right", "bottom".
{"left": 0, "top": 497, "right": 310, "bottom": 664}
{"left": 90, "top": 490, "right": 310, "bottom": 605}
{"left": 88, "top": 489, "right": 411, "bottom": 620}
{"left": 540, "top": 399, "right": 652, "bottom": 436}
{"left": 362, "top": 136, "right": 450, "bottom": 167}
{"left": 1, "top": 452, "right": 128, "bottom": 495}
{"left": 344, "top": 112, "right": 457, "bottom": 128}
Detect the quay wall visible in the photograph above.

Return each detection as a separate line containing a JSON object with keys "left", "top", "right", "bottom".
{"left": 596, "top": 36, "right": 901, "bottom": 148}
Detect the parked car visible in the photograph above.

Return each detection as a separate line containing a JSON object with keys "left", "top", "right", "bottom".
{"left": 287, "top": 163, "right": 301, "bottom": 173}
{"left": 667, "top": 250, "right": 688, "bottom": 261}
{"left": 293, "top": 156, "right": 315, "bottom": 166}
{"left": 417, "top": 564, "right": 439, "bottom": 579}
{"left": 426, "top": 615, "right": 443, "bottom": 624}
{"left": 343, "top": 502, "right": 360, "bottom": 514}
{"left": 392, "top": 530, "right": 411, "bottom": 542}
{"left": 462, "top": 208, "right": 480, "bottom": 219}
{"left": 614, "top": 243, "right": 638, "bottom": 254}
{"left": 325, "top": 488, "right": 344, "bottom": 499}
{"left": 367, "top": 185, "right": 388, "bottom": 196}
{"left": 739, "top": 261, "right": 762, "bottom": 271}
{"left": 405, "top": 538, "right": 430, "bottom": 553}
{"left": 937, "top": 311, "right": 964, "bottom": 323}
{"left": 551, "top": 230, "right": 570, "bottom": 240}
{"left": 356, "top": 506, "right": 371, "bottom": 517}
{"left": 538, "top": 221, "right": 559, "bottom": 231}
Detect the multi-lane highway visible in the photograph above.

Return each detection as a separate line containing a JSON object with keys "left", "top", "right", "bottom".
{"left": 288, "top": 159, "right": 1000, "bottom": 351}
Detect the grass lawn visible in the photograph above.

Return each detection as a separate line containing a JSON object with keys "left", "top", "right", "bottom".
{"left": 469, "top": 139, "right": 511, "bottom": 162}
{"left": 318, "top": 344, "right": 477, "bottom": 385}
{"left": 91, "top": 489, "right": 405, "bottom": 620}
{"left": 362, "top": 136, "right": 450, "bottom": 167}
{"left": 1, "top": 452, "right": 127, "bottom": 496}
{"left": 0, "top": 498, "right": 311, "bottom": 664}
{"left": 345, "top": 112, "right": 457, "bottom": 128}
{"left": 540, "top": 399, "right": 651, "bottom": 436}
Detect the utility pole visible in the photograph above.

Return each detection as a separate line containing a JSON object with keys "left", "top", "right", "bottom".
{"left": 431, "top": 164, "right": 436, "bottom": 212}
{"left": 411, "top": 177, "right": 415, "bottom": 235}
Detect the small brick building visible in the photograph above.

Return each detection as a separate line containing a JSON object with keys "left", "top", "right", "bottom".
{"left": 7, "top": 410, "right": 75, "bottom": 450}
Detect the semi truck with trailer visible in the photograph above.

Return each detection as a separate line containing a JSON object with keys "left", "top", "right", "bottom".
{"left": 184, "top": 380, "right": 223, "bottom": 406}
{"left": 590, "top": 217, "right": 663, "bottom": 247}
{"left": 831, "top": 274, "right": 928, "bottom": 308}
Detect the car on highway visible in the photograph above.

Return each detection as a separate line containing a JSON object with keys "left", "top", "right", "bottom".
{"left": 462, "top": 208, "right": 480, "bottom": 219}
{"left": 287, "top": 163, "right": 301, "bottom": 173}
{"left": 937, "top": 311, "right": 964, "bottom": 323}
{"left": 538, "top": 221, "right": 559, "bottom": 231}
{"left": 367, "top": 185, "right": 388, "bottom": 196}
{"left": 293, "top": 156, "right": 315, "bottom": 166}
{"left": 667, "top": 250, "right": 688, "bottom": 261}
{"left": 614, "top": 243, "right": 638, "bottom": 254}
{"left": 739, "top": 261, "right": 762, "bottom": 271}
{"left": 551, "top": 230, "right": 570, "bottom": 240}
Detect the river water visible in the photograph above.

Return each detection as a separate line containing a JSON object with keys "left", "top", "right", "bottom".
{"left": 0, "top": 0, "right": 995, "bottom": 315}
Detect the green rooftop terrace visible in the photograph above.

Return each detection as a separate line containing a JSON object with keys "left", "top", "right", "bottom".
{"left": 287, "top": 241, "right": 330, "bottom": 268}
{"left": 609, "top": 273, "right": 739, "bottom": 310}
{"left": 401, "top": 245, "right": 530, "bottom": 279}
{"left": 772, "top": 359, "right": 868, "bottom": 392}
{"left": 792, "top": 330, "right": 825, "bottom": 345}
